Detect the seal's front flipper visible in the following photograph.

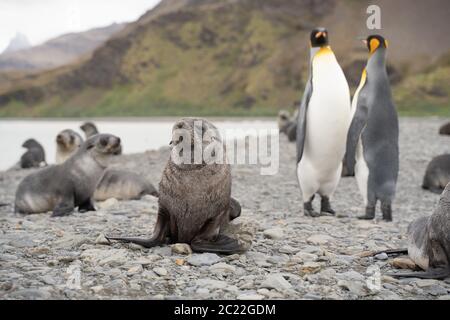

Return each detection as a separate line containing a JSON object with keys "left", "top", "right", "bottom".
{"left": 52, "top": 201, "right": 74, "bottom": 217}
{"left": 191, "top": 234, "right": 245, "bottom": 255}
{"left": 387, "top": 267, "right": 450, "bottom": 280}
{"left": 229, "top": 198, "right": 241, "bottom": 221}
{"left": 78, "top": 198, "right": 95, "bottom": 213}
{"left": 105, "top": 235, "right": 162, "bottom": 248}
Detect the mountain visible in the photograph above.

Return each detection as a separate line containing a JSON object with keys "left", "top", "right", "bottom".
{"left": 0, "top": 0, "right": 449, "bottom": 117}
{"left": 0, "top": 23, "right": 126, "bottom": 72}
{"left": 2, "top": 33, "right": 31, "bottom": 54}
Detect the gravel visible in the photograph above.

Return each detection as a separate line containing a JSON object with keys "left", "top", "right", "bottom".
{"left": 0, "top": 118, "right": 449, "bottom": 300}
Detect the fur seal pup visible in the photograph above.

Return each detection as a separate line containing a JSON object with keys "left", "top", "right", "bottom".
{"left": 80, "top": 122, "right": 99, "bottom": 139}
{"left": 94, "top": 169, "right": 158, "bottom": 201}
{"left": 422, "top": 154, "right": 450, "bottom": 194}
{"left": 277, "top": 110, "right": 297, "bottom": 142}
{"left": 380, "top": 183, "right": 450, "bottom": 279}
{"left": 439, "top": 122, "right": 450, "bottom": 135}
{"left": 107, "top": 118, "right": 244, "bottom": 254}
{"left": 15, "top": 134, "right": 121, "bottom": 217}
{"left": 55, "top": 129, "right": 84, "bottom": 164}
{"left": 20, "top": 139, "right": 46, "bottom": 169}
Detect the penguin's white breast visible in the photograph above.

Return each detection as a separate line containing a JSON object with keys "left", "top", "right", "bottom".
{"left": 304, "top": 50, "right": 351, "bottom": 162}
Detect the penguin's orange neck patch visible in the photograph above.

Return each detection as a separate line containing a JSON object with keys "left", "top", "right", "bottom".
{"left": 315, "top": 46, "right": 333, "bottom": 57}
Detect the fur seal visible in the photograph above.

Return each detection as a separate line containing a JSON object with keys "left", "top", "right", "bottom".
{"left": 107, "top": 118, "right": 244, "bottom": 254}
{"left": 80, "top": 122, "right": 99, "bottom": 139}
{"left": 55, "top": 129, "right": 84, "bottom": 164}
{"left": 381, "top": 183, "right": 450, "bottom": 279}
{"left": 20, "top": 139, "right": 46, "bottom": 169}
{"left": 439, "top": 122, "right": 450, "bottom": 135}
{"left": 94, "top": 169, "right": 158, "bottom": 201}
{"left": 277, "top": 110, "right": 297, "bottom": 142}
{"left": 422, "top": 154, "right": 450, "bottom": 194}
{"left": 15, "top": 134, "right": 121, "bottom": 217}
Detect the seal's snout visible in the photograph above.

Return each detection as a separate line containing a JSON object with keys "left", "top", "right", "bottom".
{"left": 56, "top": 134, "right": 63, "bottom": 143}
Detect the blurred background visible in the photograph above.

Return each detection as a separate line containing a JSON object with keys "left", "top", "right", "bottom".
{"left": 0, "top": 0, "right": 449, "bottom": 118}
{"left": 0, "top": 0, "right": 449, "bottom": 169}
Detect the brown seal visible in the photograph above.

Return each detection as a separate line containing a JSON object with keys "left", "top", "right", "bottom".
{"left": 55, "top": 129, "right": 84, "bottom": 164}
{"left": 439, "top": 122, "right": 450, "bottom": 135}
{"left": 94, "top": 169, "right": 158, "bottom": 201}
{"left": 380, "top": 183, "right": 450, "bottom": 279}
{"left": 107, "top": 118, "right": 244, "bottom": 254}
{"left": 15, "top": 134, "right": 121, "bottom": 217}
{"left": 20, "top": 139, "right": 46, "bottom": 169}
{"left": 422, "top": 154, "right": 450, "bottom": 194}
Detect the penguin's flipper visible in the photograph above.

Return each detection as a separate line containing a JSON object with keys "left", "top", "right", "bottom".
{"left": 296, "top": 75, "right": 313, "bottom": 163}
{"left": 344, "top": 89, "right": 369, "bottom": 176}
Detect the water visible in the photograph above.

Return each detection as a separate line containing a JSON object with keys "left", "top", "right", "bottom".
{"left": 0, "top": 119, "right": 277, "bottom": 170}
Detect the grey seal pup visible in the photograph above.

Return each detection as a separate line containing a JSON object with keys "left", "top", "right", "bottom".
{"left": 15, "top": 134, "right": 121, "bottom": 217}
{"left": 439, "top": 122, "right": 450, "bottom": 135}
{"left": 94, "top": 169, "right": 158, "bottom": 201}
{"left": 379, "top": 183, "right": 450, "bottom": 279}
{"left": 107, "top": 118, "right": 244, "bottom": 254}
{"left": 20, "top": 139, "right": 46, "bottom": 169}
{"left": 55, "top": 129, "right": 84, "bottom": 164}
{"left": 80, "top": 122, "right": 99, "bottom": 139}
{"left": 422, "top": 154, "right": 450, "bottom": 194}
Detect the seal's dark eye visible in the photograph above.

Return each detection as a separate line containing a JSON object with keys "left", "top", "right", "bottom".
{"left": 100, "top": 137, "right": 108, "bottom": 147}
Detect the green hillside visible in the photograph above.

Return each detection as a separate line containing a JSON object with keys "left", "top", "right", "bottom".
{"left": 0, "top": 0, "right": 449, "bottom": 117}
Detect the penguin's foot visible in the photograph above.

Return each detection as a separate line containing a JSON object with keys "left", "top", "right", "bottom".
{"left": 320, "top": 196, "right": 335, "bottom": 215}
{"left": 357, "top": 206, "right": 375, "bottom": 220}
{"left": 304, "top": 200, "right": 320, "bottom": 218}
{"left": 381, "top": 203, "right": 393, "bottom": 222}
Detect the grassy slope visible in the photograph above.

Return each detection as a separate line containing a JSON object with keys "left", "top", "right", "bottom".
{"left": 0, "top": 1, "right": 448, "bottom": 117}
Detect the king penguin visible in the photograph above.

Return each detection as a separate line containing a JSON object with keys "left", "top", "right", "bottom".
{"left": 345, "top": 35, "right": 399, "bottom": 221}
{"left": 296, "top": 28, "right": 351, "bottom": 217}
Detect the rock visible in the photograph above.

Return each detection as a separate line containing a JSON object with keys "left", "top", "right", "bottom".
{"left": 307, "top": 234, "right": 333, "bottom": 245}
{"left": 294, "top": 252, "right": 318, "bottom": 262}
{"left": 263, "top": 228, "right": 283, "bottom": 240}
{"left": 438, "top": 295, "right": 450, "bottom": 300}
{"left": 237, "top": 293, "right": 264, "bottom": 300}
{"left": 260, "top": 274, "right": 292, "bottom": 291}
{"left": 171, "top": 243, "right": 192, "bottom": 255}
{"left": 153, "top": 267, "right": 168, "bottom": 277}
{"left": 279, "top": 245, "right": 299, "bottom": 254}
{"left": 96, "top": 198, "right": 119, "bottom": 209}
{"left": 223, "top": 216, "right": 257, "bottom": 250}
{"left": 209, "top": 263, "right": 236, "bottom": 274}
{"left": 196, "top": 279, "right": 228, "bottom": 290}
{"left": 299, "top": 262, "right": 322, "bottom": 274}
{"left": 415, "top": 279, "right": 438, "bottom": 288}
{"left": 391, "top": 257, "right": 416, "bottom": 269}
{"left": 175, "top": 258, "right": 185, "bottom": 266}
{"left": 10, "top": 288, "right": 51, "bottom": 300}
{"left": 338, "top": 280, "right": 368, "bottom": 297}
{"left": 196, "top": 288, "right": 210, "bottom": 295}
{"left": 95, "top": 233, "right": 110, "bottom": 245}
{"left": 337, "top": 270, "right": 366, "bottom": 282}
{"left": 187, "top": 253, "right": 221, "bottom": 267}
{"left": 424, "top": 285, "right": 448, "bottom": 296}
{"left": 374, "top": 252, "right": 388, "bottom": 260}
{"left": 80, "top": 248, "right": 128, "bottom": 267}
{"left": 91, "top": 285, "right": 104, "bottom": 294}
{"left": 127, "top": 265, "right": 144, "bottom": 275}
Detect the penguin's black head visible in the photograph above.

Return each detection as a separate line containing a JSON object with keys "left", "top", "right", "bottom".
{"left": 365, "top": 34, "right": 388, "bottom": 54}
{"left": 310, "top": 28, "right": 329, "bottom": 48}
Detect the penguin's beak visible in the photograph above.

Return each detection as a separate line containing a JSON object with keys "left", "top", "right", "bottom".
{"left": 315, "top": 31, "right": 324, "bottom": 39}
